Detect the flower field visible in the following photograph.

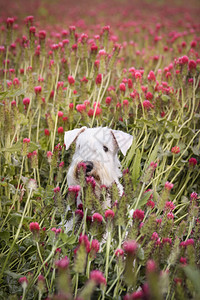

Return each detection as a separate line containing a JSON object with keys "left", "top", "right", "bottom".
{"left": 0, "top": 0, "right": 200, "bottom": 299}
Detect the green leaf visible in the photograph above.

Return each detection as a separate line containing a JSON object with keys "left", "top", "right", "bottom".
{"left": 161, "top": 95, "right": 170, "bottom": 102}
{"left": 170, "top": 132, "right": 181, "bottom": 139}
{"left": 1, "top": 141, "right": 22, "bottom": 153}
{"left": 122, "top": 136, "right": 136, "bottom": 168}
{"left": 131, "top": 148, "right": 142, "bottom": 187}
{"left": 145, "top": 142, "right": 159, "bottom": 169}
{"left": 60, "top": 232, "right": 77, "bottom": 245}
{"left": 138, "top": 190, "right": 153, "bottom": 208}
{"left": 183, "top": 266, "right": 200, "bottom": 295}
{"left": 0, "top": 231, "right": 10, "bottom": 242}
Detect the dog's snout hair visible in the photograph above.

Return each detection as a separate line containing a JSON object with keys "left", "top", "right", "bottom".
{"left": 64, "top": 127, "right": 133, "bottom": 205}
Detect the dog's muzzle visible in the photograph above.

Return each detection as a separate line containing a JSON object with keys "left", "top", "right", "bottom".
{"left": 83, "top": 161, "right": 94, "bottom": 174}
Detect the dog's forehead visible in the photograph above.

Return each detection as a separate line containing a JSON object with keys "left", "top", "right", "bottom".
{"left": 77, "top": 127, "right": 113, "bottom": 146}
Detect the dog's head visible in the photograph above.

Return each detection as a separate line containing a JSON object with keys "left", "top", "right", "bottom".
{"left": 64, "top": 127, "right": 133, "bottom": 190}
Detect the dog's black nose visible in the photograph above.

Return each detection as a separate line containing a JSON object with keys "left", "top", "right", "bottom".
{"left": 83, "top": 161, "right": 93, "bottom": 173}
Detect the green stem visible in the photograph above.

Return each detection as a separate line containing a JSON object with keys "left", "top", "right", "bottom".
{"left": 0, "top": 156, "right": 25, "bottom": 231}
{"left": 74, "top": 273, "right": 79, "bottom": 298}
{"left": 105, "top": 230, "right": 111, "bottom": 281}
{"left": 0, "top": 187, "right": 33, "bottom": 282}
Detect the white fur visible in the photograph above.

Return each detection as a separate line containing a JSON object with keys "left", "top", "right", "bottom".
{"left": 64, "top": 127, "right": 133, "bottom": 207}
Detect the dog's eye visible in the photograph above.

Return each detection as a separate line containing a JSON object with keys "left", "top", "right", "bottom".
{"left": 103, "top": 145, "right": 109, "bottom": 152}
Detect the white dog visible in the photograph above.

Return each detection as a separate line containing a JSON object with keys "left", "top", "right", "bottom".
{"left": 64, "top": 127, "right": 133, "bottom": 207}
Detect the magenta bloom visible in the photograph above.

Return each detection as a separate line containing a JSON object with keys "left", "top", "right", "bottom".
{"left": 57, "top": 127, "right": 64, "bottom": 134}
{"left": 188, "top": 157, "right": 197, "bottom": 167}
{"left": 147, "top": 70, "right": 156, "bottom": 82}
{"left": 105, "top": 209, "right": 115, "bottom": 219}
{"left": 68, "top": 75, "right": 75, "bottom": 85}
{"left": 143, "top": 100, "right": 154, "bottom": 109}
{"left": 146, "top": 259, "right": 157, "bottom": 273}
{"left": 164, "top": 181, "right": 174, "bottom": 190}
{"left": 123, "top": 240, "right": 138, "bottom": 254}
{"left": 165, "top": 201, "right": 176, "bottom": 211}
{"left": 90, "top": 270, "right": 106, "bottom": 286}
{"left": 23, "top": 138, "right": 30, "bottom": 144}
{"left": 190, "top": 192, "right": 198, "bottom": 200}
{"left": 90, "top": 239, "right": 100, "bottom": 253}
{"left": 68, "top": 185, "right": 81, "bottom": 193}
{"left": 171, "top": 146, "right": 180, "bottom": 154}
{"left": 133, "top": 209, "right": 144, "bottom": 221}
{"left": 115, "top": 248, "right": 124, "bottom": 257}
{"left": 55, "top": 256, "right": 70, "bottom": 270}
{"left": 34, "top": 86, "right": 42, "bottom": 94}
{"left": 96, "top": 74, "right": 102, "bottom": 85}
{"left": 92, "top": 213, "right": 103, "bottom": 223}
{"left": 29, "top": 222, "right": 40, "bottom": 233}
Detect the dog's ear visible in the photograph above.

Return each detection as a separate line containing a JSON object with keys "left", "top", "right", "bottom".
{"left": 111, "top": 129, "right": 133, "bottom": 156}
{"left": 64, "top": 127, "right": 87, "bottom": 150}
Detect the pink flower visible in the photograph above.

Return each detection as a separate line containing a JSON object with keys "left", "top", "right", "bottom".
{"left": 47, "top": 151, "right": 53, "bottom": 158}
{"left": 68, "top": 75, "right": 75, "bottom": 85}
{"left": 86, "top": 176, "right": 96, "bottom": 189}
{"left": 180, "top": 257, "right": 187, "bottom": 265}
{"left": 189, "top": 60, "right": 196, "bottom": 71}
{"left": 146, "top": 200, "right": 155, "bottom": 209}
{"left": 55, "top": 256, "right": 70, "bottom": 270}
{"left": 147, "top": 71, "right": 156, "bottom": 82}
{"left": 133, "top": 209, "right": 144, "bottom": 221}
{"left": 29, "top": 222, "right": 40, "bottom": 233}
{"left": 163, "top": 238, "right": 172, "bottom": 245}
{"left": 171, "top": 146, "right": 180, "bottom": 154}
{"left": 75, "top": 209, "right": 84, "bottom": 219}
{"left": 68, "top": 185, "right": 81, "bottom": 193}
{"left": 143, "top": 100, "right": 154, "bottom": 109}
{"left": 119, "top": 83, "right": 126, "bottom": 92}
{"left": 151, "top": 232, "right": 159, "bottom": 240}
{"left": 54, "top": 187, "right": 60, "bottom": 193}
{"left": 23, "top": 98, "right": 30, "bottom": 106}
{"left": 23, "top": 138, "right": 30, "bottom": 144}
{"left": 188, "top": 157, "right": 197, "bottom": 167}
{"left": 127, "top": 78, "right": 133, "bottom": 89}
{"left": 123, "top": 240, "right": 138, "bottom": 254}
{"left": 76, "top": 104, "right": 86, "bottom": 113}
{"left": 39, "top": 30, "right": 46, "bottom": 40}
{"left": 79, "top": 234, "right": 90, "bottom": 253}
{"left": 19, "top": 276, "right": 28, "bottom": 288}
{"left": 38, "top": 274, "right": 45, "bottom": 283}
{"left": 167, "top": 212, "right": 174, "bottom": 220}
{"left": 44, "top": 129, "right": 50, "bottom": 136}
{"left": 165, "top": 201, "right": 176, "bottom": 211}
{"left": 92, "top": 213, "right": 103, "bottom": 223}
{"left": 115, "top": 248, "right": 124, "bottom": 257}
{"left": 123, "top": 99, "right": 129, "bottom": 107}
{"left": 105, "top": 97, "right": 112, "bottom": 105}
{"left": 34, "top": 86, "right": 42, "bottom": 94}
{"left": 58, "top": 111, "right": 64, "bottom": 117}
{"left": 51, "top": 227, "right": 62, "bottom": 235}
{"left": 90, "top": 239, "right": 100, "bottom": 253}
{"left": 96, "top": 74, "right": 102, "bottom": 85}
{"left": 135, "top": 71, "right": 142, "bottom": 80}
{"left": 146, "top": 92, "right": 153, "bottom": 100}
{"left": 190, "top": 192, "right": 198, "bottom": 200}
{"left": 90, "top": 270, "right": 107, "bottom": 286}
{"left": 13, "top": 77, "right": 20, "bottom": 86}
{"left": 146, "top": 259, "right": 157, "bottom": 273}
{"left": 164, "top": 181, "right": 174, "bottom": 190}
{"left": 58, "top": 127, "right": 64, "bottom": 134}
{"left": 105, "top": 209, "right": 115, "bottom": 219}
{"left": 185, "top": 239, "right": 194, "bottom": 246}
{"left": 59, "top": 161, "right": 64, "bottom": 168}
